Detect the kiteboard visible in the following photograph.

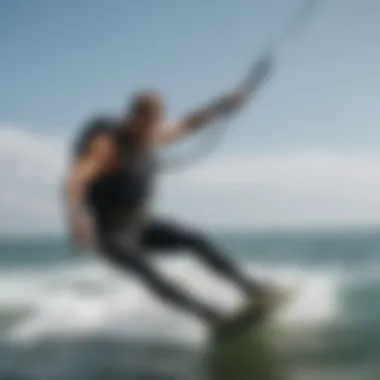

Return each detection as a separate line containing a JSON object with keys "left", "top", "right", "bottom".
{"left": 210, "top": 283, "right": 297, "bottom": 341}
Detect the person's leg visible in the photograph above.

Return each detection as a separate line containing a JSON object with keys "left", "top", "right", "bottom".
{"left": 141, "top": 218, "right": 265, "bottom": 298}
{"left": 98, "top": 233, "right": 221, "bottom": 325}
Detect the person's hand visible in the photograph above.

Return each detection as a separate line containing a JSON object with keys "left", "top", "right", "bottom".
{"left": 219, "top": 54, "right": 275, "bottom": 115}
{"left": 70, "top": 216, "right": 93, "bottom": 250}
{"left": 219, "top": 90, "right": 249, "bottom": 114}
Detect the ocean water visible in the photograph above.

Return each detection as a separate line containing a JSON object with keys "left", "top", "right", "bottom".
{"left": 0, "top": 229, "right": 379, "bottom": 380}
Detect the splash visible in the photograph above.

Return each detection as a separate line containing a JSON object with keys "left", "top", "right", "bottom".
{"left": 0, "top": 256, "right": 340, "bottom": 346}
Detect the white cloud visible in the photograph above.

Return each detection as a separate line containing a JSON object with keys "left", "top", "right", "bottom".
{"left": 157, "top": 151, "right": 380, "bottom": 229}
{"left": 1, "top": 126, "right": 380, "bottom": 234}
{"left": 0, "top": 127, "right": 68, "bottom": 235}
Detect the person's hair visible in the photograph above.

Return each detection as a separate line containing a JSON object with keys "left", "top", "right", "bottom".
{"left": 129, "top": 90, "right": 164, "bottom": 117}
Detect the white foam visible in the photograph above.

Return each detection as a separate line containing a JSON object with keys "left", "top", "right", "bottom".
{"left": 0, "top": 257, "right": 341, "bottom": 346}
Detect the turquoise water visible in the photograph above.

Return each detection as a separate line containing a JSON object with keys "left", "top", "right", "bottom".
{"left": 0, "top": 229, "right": 379, "bottom": 379}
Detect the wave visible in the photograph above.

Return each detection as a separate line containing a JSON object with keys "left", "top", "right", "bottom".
{"left": 0, "top": 254, "right": 341, "bottom": 348}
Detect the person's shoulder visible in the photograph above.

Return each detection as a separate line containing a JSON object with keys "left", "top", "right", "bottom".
{"left": 72, "top": 114, "right": 119, "bottom": 159}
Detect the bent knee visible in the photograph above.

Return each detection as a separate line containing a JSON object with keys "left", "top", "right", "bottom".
{"left": 185, "top": 230, "right": 212, "bottom": 249}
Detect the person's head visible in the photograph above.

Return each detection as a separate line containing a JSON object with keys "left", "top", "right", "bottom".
{"left": 123, "top": 90, "right": 165, "bottom": 143}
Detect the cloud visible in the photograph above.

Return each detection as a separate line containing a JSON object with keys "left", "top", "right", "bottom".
{"left": 157, "top": 151, "right": 380, "bottom": 229}
{"left": 0, "top": 127, "right": 68, "bottom": 235}
{"left": 1, "top": 126, "right": 380, "bottom": 234}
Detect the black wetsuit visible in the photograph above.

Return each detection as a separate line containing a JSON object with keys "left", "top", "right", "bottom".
{"left": 78, "top": 116, "right": 258, "bottom": 324}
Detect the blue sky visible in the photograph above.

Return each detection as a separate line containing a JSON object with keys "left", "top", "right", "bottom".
{"left": 1, "top": 0, "right": 380, "bottom": 233}
{"left": 1, "top": 0, "right": 379, "bottom": 151}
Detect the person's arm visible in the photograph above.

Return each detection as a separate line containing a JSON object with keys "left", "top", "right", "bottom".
{"left": 153, "top": 89, "right": 248, "bottom": 147}
{"left": 63, "top": 135, "right": 116, "bottom": 249}
{"left": 64, "top": 162, "right": 95, "bottom": 249}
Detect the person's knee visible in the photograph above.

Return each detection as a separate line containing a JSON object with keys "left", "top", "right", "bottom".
{"left": 185, "top": 229, "right": 212, "bottom": 251}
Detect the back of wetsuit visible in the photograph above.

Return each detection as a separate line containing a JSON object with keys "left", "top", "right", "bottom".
{"left": 78, "top": 116, "right": 157, "bottom": 230}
